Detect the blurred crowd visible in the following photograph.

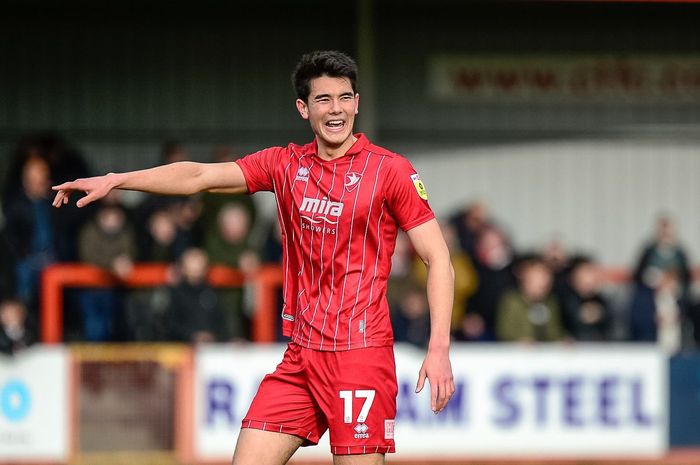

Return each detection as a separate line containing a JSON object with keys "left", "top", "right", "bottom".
{"left": 1, "top": 133, "right": 699, "bottom": 355}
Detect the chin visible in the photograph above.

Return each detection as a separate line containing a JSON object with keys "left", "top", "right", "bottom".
{"left": 320, "top": 131, "right": 351, "bottom": 147}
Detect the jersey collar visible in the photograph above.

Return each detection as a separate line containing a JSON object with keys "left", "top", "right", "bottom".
{"left": 306, "top": 133, "right": 369, "bottom": 161}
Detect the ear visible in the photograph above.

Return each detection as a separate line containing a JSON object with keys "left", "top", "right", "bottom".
{"left": 354, "top": 93, "right": 360, "bottom": 115}
{"left": 296, "top": 99, "right": 309, "bottom": 120}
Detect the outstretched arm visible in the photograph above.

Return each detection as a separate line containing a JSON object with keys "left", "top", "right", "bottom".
{"left": 406, "top": 218, "right": 455, "bottom": 413}
{"left": 52, "top": 161, "right": 248, "bottom": 208}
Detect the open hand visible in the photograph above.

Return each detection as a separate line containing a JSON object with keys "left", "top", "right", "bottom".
{"left": 415, "top": 347, "right": 455, "bottom": 414}
{"left": 52, "top": 175, "right": 114, "bottom": 208}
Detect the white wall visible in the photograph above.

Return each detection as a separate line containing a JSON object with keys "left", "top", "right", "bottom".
{"left": 408, "top": 136, "right": 700, "bottom": 266}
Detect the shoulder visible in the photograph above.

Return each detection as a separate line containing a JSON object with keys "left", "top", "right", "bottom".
{"left": 366, "top": 144, "right": 415, "bottom": 174}
{"left": 366, "top": 142, "right": 403, "bottom": 160}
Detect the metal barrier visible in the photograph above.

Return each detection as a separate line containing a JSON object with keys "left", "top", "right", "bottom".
{"left": 40, "top": 263, "right": 283, "bottom": 344}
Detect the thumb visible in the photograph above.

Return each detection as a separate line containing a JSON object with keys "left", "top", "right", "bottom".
{"left": 415, "top": 367, "right": 427, "bottom": 393}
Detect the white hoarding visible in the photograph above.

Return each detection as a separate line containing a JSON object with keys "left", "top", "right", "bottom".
{"left": 195, "top": 344, "right": 667, "bottom": 460}
{"left": 0, "top": 346, "right": 69, "bottom": 461}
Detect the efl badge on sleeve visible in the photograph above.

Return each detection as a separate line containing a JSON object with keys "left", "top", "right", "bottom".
{"left": 410, "top": 173, "right": 428, "bottom": 200}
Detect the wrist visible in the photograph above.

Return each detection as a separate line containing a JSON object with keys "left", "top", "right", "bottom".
{"left": 106, "top": 172, "right": 123, "bottom": 189}
{"left": 428, "top": 339, "right": 450, "bottom": 352}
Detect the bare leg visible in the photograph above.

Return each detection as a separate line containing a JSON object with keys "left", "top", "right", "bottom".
{"left": 333, "top": 453, "right": 384, "bottom": 465}
{"left": 231, "top": 428, "right": 304, "bottom": 465}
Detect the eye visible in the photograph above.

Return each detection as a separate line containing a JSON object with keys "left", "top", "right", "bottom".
{"left": 316, "top": 97, "right": 330, "bottom": 103}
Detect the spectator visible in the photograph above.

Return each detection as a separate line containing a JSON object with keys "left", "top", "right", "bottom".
{"left": 260, "top": 219, "right": 283, "bottom": 265}
{"left": 542, "top": 237, "right": 570, "bottom": 299}
{"left": 77, "top": 194, "right": 136, "bottom": 341}
{"left": 139, "top": 209, "right": 179, "bottom": 262}
{"left": 449, "top": 200, "right": 492, "bottom": 257}
{"left": 165, "top": 248, "right": 225, "bottom": 343}
{"left": 467, "top": 226, "right": 516, "bottom": 340}
{"left": 200, "top": 146, "right": 257, "bottom": 251}
{"left": 205, "top": 202, "right": 256, "bottom": 265}
{"left": 629, "top": 215, "right": 691, "bottom": 345}
{"left": 559, "top": 256, "right": 612, "bottom": 341}
{"left": 2, "top": 155, "right": 56, "bottom": 313}
{"left": 495, "top": 255, "right": 566, "bottom": 343}
{"left": 205, "top": 202, "right": 258, "bottom": 340}
{"left": 3, "top": 132, "right": 93, "bottom": 262}
{"left": 170, "top": 196, "right": 204, "bottom": 255}
{"left": 133, "top": 140, "right": 196, "bottom": 256}
{"left": 391, "top": 285, "right": 431, "bottom": 348}
{"left": 0, "top": 298, "right": 36, "bottom": 355}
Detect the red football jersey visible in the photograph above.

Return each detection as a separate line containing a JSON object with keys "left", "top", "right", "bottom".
{"left": 236, "top": 134, "right": 434, "bottom": 351}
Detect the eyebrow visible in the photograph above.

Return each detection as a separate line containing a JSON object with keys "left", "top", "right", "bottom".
{"left": 313, "top": 92, "right": 355, "bottom": 100}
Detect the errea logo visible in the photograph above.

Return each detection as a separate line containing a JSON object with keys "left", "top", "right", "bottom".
{"left": 295, "top": 166, "right": 310, "bottom": 182}
{"left": 354, "top": 423, "right": 369, "bottom": 439}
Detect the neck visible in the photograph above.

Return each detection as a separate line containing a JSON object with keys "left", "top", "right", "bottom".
{"left": 316, "top": 135, "right": 357, "bottom": 161}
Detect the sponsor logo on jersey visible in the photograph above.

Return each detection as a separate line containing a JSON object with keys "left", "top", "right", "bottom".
{"left": 299, "top": 196, "right": 344, "bottom": 224}
{"left": 384, "top": 419, "right": 395, "bottom": 440}
{"left": 295, "top": 166, "right": 310, "bottom": 182}
{"left": 354, "top": 423, "right": 370, "bottom": 439}
{"left": 410, "top": 173, "right": 428, "bottom": 200}
{"left": 344, "top": 171, "right": 362, "bottom": 192}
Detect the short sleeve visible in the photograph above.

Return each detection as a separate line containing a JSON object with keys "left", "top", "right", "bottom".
{"left": 384, "top": 156, "right": 435, "bottom": 231}
{"left": 235, "top": 147, "right": 284, "bottom": 194}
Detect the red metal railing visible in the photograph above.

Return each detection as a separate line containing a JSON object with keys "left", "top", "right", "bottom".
{"left": 40, "top": 263, "right": 283, "bottom": 344}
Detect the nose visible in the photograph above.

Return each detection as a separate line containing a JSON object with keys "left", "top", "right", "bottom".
{"left": 330, "top": 98, "right": 341, "bottom": 114}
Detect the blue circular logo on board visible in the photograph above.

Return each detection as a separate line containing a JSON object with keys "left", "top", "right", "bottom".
{"left": 1, "top": 380, "right": 31, "bottom": 422}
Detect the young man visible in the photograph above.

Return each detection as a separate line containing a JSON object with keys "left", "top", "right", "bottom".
{"left": 53, "top": 50, "right": 455, "bottom": 465}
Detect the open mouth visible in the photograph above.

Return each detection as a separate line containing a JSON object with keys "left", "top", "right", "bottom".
{"left": 325, "top": 120, "right": 345, "bottom": 132}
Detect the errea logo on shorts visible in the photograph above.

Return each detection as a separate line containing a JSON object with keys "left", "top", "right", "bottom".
{"left": 354, "top": 423, "right": 369, "bottom": 439}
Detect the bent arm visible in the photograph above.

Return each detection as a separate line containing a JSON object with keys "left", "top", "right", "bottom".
{"left": 406, "top": 218, "right": 455, "bottom": 413}
{"left": 53, "top": 161, "right": 248, "bottom": 208}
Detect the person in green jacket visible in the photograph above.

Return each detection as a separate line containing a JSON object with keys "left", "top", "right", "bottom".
{"left": 496, "top": 254, "right": 566, "bottom": 343}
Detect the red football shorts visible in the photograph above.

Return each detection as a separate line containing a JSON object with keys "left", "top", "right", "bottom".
{"left": 242, "top": 342, "right": 398, "bottom": 455}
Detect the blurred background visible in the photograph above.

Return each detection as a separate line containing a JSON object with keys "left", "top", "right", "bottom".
{"left": 1, "top": 0, "right": 700, "bottom": 464}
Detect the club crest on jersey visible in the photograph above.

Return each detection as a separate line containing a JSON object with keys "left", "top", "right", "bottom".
{"left": 344, "top": 171, "right": 362, "bottom": 192}
{"left": 295, "top": 166, "right": 310, "bottom": 182}
{"left": 410, "top": 173, "right": 428, "bottom": 200}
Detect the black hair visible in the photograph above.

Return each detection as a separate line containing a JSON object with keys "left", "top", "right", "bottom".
{"left": 291, "top": 50, "right": 358, "bottom": 102}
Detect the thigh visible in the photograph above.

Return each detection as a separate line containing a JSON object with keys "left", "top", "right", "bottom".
{"left": 309, "top": 346, "right": 398, "bottom": 456}
{"left": 333, "top": 452, "right": 384, "bottom": 465}
{"left": 232, "top": 428, "right": 303, "bottom": 465}
{"left": 242, "top": 343, "right": 327, "bottom": 445}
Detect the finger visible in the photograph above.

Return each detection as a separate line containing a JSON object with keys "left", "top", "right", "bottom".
{"left": 52, "top": 192, "right": 61, "bottom": 208}
{"left": 440, "top": 381, "right": 451, "bottom": 412}
{"left": 431, "top": 378, "right": 438, "bottom": 412}
{"left": 415, "top": 368, "right": 426, "bottom": 394}
{"left": 52, "top": 190, "right": 68, "bottom": 208}
{"left": 76, "top": 191, "right": 99, "bottom": 208}
{"left": 52, "top": 181, "right": 77, "bottom": 191}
